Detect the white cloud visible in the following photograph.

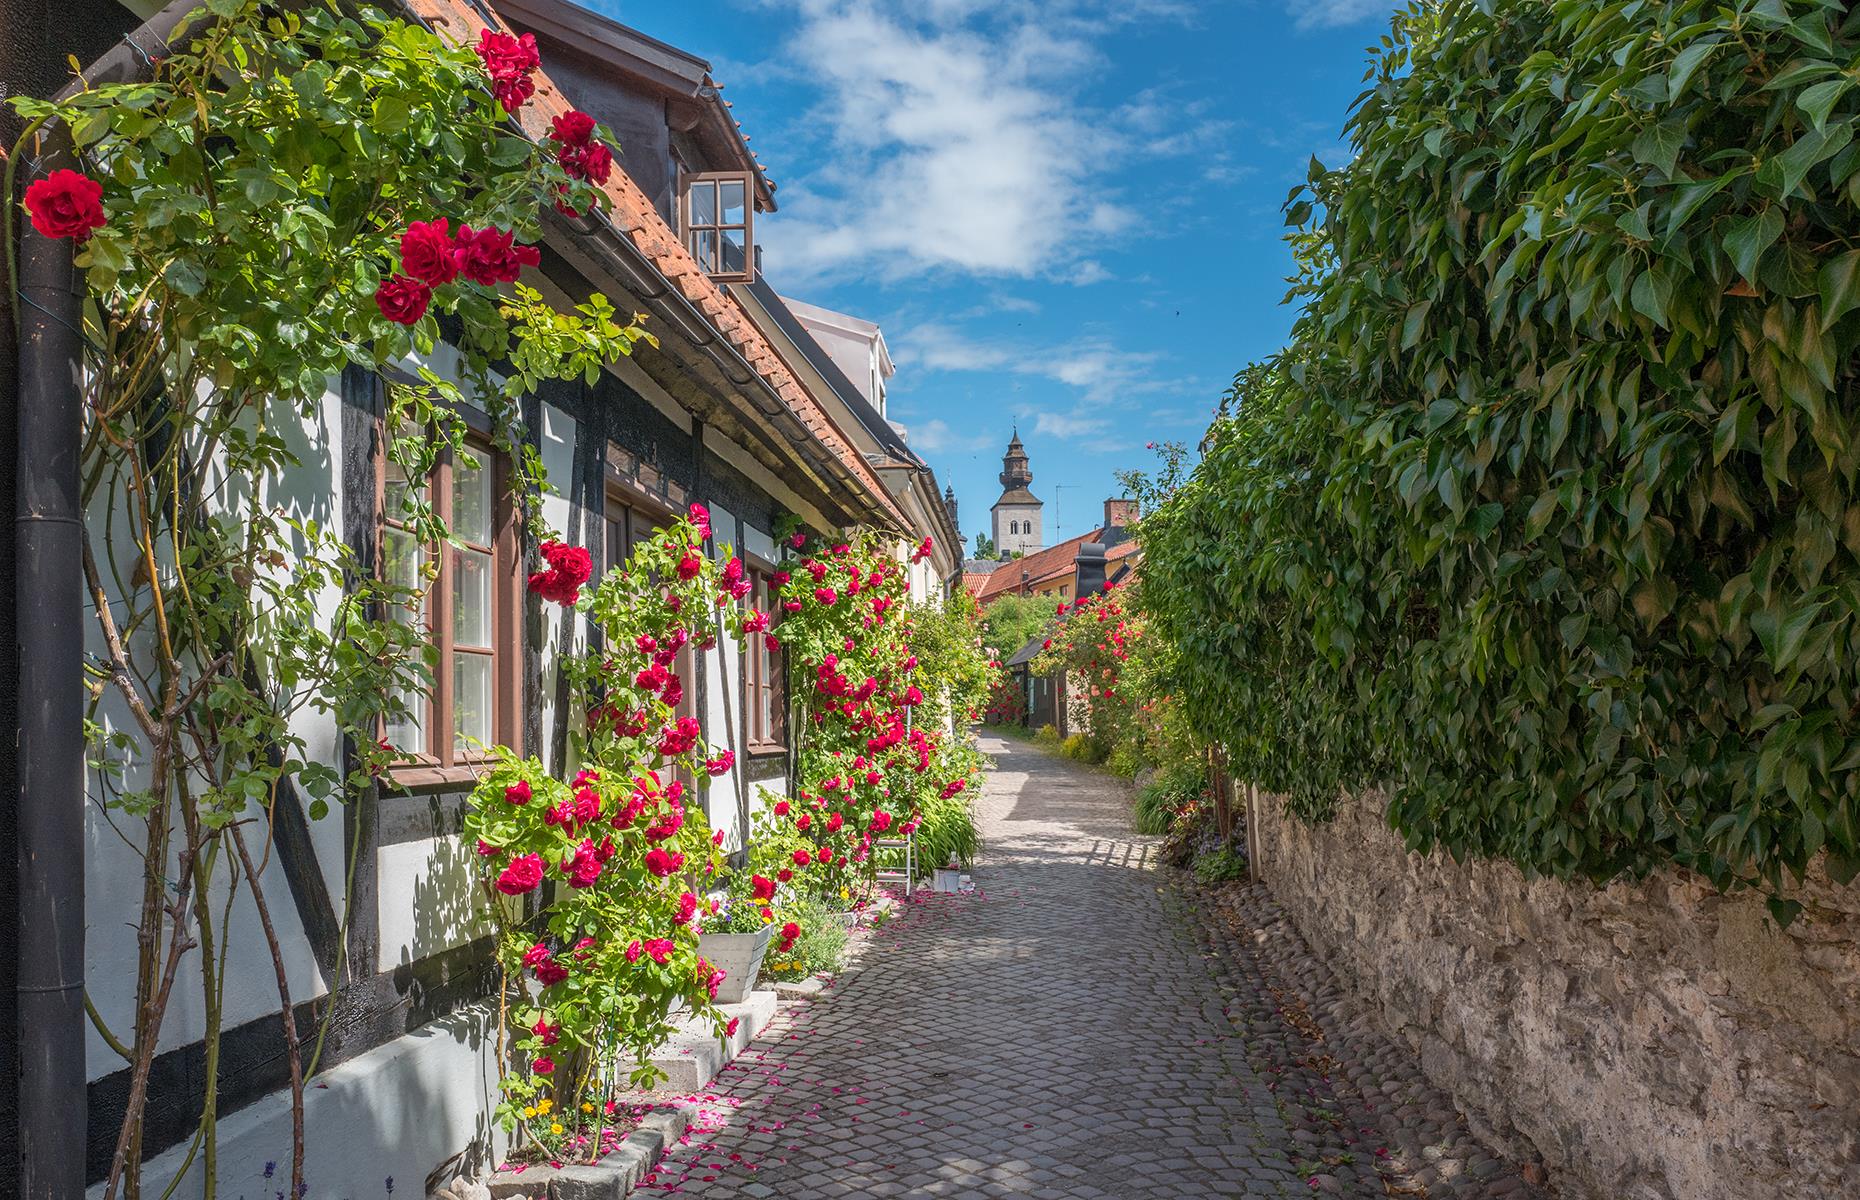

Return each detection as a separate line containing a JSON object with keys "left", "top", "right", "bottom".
{"left": 905, "top": 417, "right": 997, "bottom": 454}
{"left": 753, "top": 0, "right": 1199, "bottom": 285}
{"left": 893, "top": 321, "right": 1211, "bottom": 451}
{"left": 1034, "top": 411, "right": 1112, "bottom": 438}
{"left": 1287, "top": 0, "right": 1399, "bottom": 31}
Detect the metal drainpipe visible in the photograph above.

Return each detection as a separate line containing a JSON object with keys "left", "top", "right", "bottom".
{"left": 14, "top": 6, "right": 204, "bottom": 1194}
{"left": 15, "top": 133, "right": 86, "bottom": 1199}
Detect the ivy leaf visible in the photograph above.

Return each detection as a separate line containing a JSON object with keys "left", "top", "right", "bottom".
{"left": 1722, "top": 208, "right": 1783, "bottom": 288}
{"left": 1766, "top": 897, "right": 1802, "bottom": 928}
{"left": 1816, "top": 249, "right": 1860, "bottom": 330}
{"left": 1631, "top": 120, "right": 1686, "bottom": 178}
{"left": 1795, "top": 78, "right": 1850, "bottom": 133}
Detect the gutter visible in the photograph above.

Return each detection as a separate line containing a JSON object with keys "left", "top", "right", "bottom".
{"left": 13, "top": 4, "right": 205, "bottom": 1195}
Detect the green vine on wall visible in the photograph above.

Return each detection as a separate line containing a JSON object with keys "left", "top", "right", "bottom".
{"left": 1135, "top": 0, "right": 1860, "bottom": 919}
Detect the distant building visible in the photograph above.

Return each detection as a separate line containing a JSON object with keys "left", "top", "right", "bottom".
{"left": 991, "top": 430, "right": 1044, "bottom": 556}
{"left": 970, "top": 498, "right": 1140, "bottom": 608}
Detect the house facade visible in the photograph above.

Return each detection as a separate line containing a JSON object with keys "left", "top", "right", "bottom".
{"left": 0, "top": 0, "right": 960, "bottom": 1194}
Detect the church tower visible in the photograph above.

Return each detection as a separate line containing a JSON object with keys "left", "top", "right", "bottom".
{"left": 990, "top": 429, "right": 1044, "bottom": 556}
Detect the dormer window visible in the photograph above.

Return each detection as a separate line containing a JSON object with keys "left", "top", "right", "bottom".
{"left": 680, "top": 171, "right": 755, "bottom": 283}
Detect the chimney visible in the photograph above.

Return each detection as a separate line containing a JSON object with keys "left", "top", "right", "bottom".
{"left": 1074, "top": 541, "right": 1108, "bottom": 601}
{"left": 1103, "top": 498, "right": 1137, "bottom": 530}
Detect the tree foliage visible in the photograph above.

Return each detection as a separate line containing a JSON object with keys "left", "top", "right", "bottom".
{"left": 1137, "top": 0, "right": 1860, "bottom": 911}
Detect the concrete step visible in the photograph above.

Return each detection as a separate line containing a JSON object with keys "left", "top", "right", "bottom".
{"left": 641, "top": 989, "right": 777, "bottom": 1094}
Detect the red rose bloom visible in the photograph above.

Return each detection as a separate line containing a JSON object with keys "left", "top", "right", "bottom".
{"left": 532, "top": 1016, "right": 559, "bottom": 1046}
{"left": 496, "top": 853, "right": 545, "bottom": 895}
{"left": 551, "top": 110, "right": 597, "bottom": 146}
{"left": 505, "top": 779, "right": 532, "bottom": 805}
{"left": 705, "top": 751, "right": 735, "bottom": 777}
{"left": 751, "top": 874, "right": 776, "bottom": 901}
{"left": 560, "top": 140, "right": 613, "bottom": 185}
{"left": 535, "top": 959, "right": 569, "bottom": 985}
{"left": 375, "top": 275, "right": 430, "bottom": 326}
{"left": 673, "top": 891, "right": 698, "bottom": 925}
{"left": 781, "top": 922, "right": 800, "bottom": 940}
{"left": 791, "top": 848, "right": 811, "bottom": 867}
{"left": 24, "top": 169, "right": 106, "bottom": 242}
{"left": 399, "top": 218, "right": 459, "bottom": 286}
{"left": 676, "top": 550, "right": 703, "bottom": 581}
{"left": 528, "top": 539, "right": 592, "bottom": 605}
{"left": 532, "top": 1055, "right": 555, "bottom": 1075}
{"left": 643, "top": 938, "right": 676, "bottom": 965}
{"left": 454, "top": 224, "right": 541, "bottom": 286}
{"left": 522, "top": 942, "right": 551, "bottom": 969}
{"left": 563, "top": 839, "right": 604, "bottom": 888}
{"left": 476, "top": 28, "right": 540, "bottom": 78}
{"left": 644, "top": 847, "right": 684, "bottom": 877}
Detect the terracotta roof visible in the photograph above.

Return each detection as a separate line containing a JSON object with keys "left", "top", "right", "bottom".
{"left": 410, "top": 0, "right": 909, "bottom": 532}
{"left": 971, "top": 529, "right": 1139, "bottom": 604}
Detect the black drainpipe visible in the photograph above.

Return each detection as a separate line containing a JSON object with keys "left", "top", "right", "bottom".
{"left": 13, "top": 5, "right": 205, "bottom": 1195}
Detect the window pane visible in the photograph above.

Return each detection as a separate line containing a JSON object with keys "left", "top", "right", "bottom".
{"left": 453, "top": 453, "right": 493, "bottom": 546}
{"left": 721, "top": 180, "right": 745, "bottom": 225}
{"left": 385, "top": 460, "right": 416, "bottom": 523}
{"left": 386, "top": 687, "right": 425, "bottom": 754}
{"left": 721, "top": 226, "right": 746, "bottom": 274}
{"left": 688, "top": 180, "right": 716, "bottom": 226}
{"left": 454, "top": 652, "right": 493, "bottom": 753}
{"left": 693, "top": 230, "right": 717, "bottom": 272}
{"left": 453, "top": 546, "right": 492, "bottom": 647}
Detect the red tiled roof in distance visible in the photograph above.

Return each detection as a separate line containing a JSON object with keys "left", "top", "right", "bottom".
{"left": 972, "top": 528, "right": 1140, "bottom": 604}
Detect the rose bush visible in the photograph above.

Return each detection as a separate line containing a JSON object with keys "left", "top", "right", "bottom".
{"left": 464, "top": 507, "right": 759, "bottom": 1156}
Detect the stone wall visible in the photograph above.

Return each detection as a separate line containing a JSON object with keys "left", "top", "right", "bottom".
{"left": 1252, "top": 789, "right": 1860, "bottom": 1200}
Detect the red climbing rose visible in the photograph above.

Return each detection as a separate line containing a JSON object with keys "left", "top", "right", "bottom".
{"left": 24, "top": 169, "right": 106, "bottom": 241}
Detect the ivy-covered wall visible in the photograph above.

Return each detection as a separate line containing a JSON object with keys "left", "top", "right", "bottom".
{"left": 1139, "top": 0, "right": 1860, "bottom": 909}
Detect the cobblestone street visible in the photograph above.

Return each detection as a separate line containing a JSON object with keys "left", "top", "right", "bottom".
{"left": 644, "top": 735, "right": 1546, "bottom": 1199}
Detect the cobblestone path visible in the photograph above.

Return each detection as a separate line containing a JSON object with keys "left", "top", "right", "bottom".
{"left": 644, "top": 735, "right": 1546, "bottom": 1199}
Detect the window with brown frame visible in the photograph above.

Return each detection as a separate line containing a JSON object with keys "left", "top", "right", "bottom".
{"left": 679, "top": 171, "right": 755, "bottom": 283}
{"left": 381, "top": 428, "right": 522, "bottom": 772}
{"left": 744, "top": 566, "right": 786, "bottom": 752}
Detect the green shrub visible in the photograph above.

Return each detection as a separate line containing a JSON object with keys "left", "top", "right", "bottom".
{"left": 1034, "top": 723, "right": 1061, "bottom": 745}
{"left": 1133, "top": 0, "right": 1860, "bottom": 910}
{"left": 1192, "top": 846, "right": 1249, "bottom": 885}
{"left": 1059, "top": 733, "right": 1108, "bottom": 764}
{"left": 1134, "top": 761, "right": 1204, "bottom": 836}
{"left": 762, "top": 893, "right": 849, "bottom": 981}
{"left": 910, "top": 787, "right": 981, "bottom": 874}
{"left": 1106, "top": 742, "right": 1145, "bottom": 778}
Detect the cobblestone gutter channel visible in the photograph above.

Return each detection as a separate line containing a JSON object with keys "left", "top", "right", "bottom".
{"left": 1168, "top": 879, "right": 1552, "bottom": 1199}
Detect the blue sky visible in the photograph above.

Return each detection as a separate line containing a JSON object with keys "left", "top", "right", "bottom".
{"left": 598, "top": 0, "right": 1398, "bottom": 550}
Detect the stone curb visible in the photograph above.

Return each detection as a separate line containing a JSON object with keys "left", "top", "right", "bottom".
{"left": 484, "top": 1102, "right": 694, "bottom": 1200}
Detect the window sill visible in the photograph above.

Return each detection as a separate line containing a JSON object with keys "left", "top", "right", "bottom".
{"left": 745, "top": 743, "right": 787, "bottom": 759}
{"left": 381, "top": 762, "right": 494, "bottom": 793}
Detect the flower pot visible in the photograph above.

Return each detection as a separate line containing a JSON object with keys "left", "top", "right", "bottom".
{"left": 697, "top": 925, "right": 774, "bottom": 1004}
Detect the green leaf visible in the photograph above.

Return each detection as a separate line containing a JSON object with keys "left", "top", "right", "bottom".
{"left": 1667, "top": 36, "right": 1723, "bottom": 100}
{"left": 1795, "top": 78, "right": 1850, "bottom": 133}
{"left": 1631, "top": 121, "right": 1686, "bottom": 178}
{"left": 1816, "top": 249, "right": 1860, "bottom": 329}
{"left": 1723, "top": 208, "right": 1784, "bottom": 287}
{"left": 1766, "top": 897, "right": 1802, "bottom": 928}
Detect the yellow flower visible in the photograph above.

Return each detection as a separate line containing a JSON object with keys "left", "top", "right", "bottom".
{"left": 761, "top": 910, "right": 774, "bottom": 923}
{"left": 550, "top": 1122, "right": 564, "bottom": 1136}
{"left": 537, "top": 1097, "right": 553, "bottom": 1115}
{"left": 839, "top": 888, "right": 850, "bottom": 900}
{"left": 522, "top": 1106, "right": 537, "bottom": 1119}
{"left": 581, "top": 1102, "right": 594, "bottom": 1114}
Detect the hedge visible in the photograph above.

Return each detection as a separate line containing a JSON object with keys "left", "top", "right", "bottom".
{"left": 1137, "top": 0, "right": 1860, "bottom": 916}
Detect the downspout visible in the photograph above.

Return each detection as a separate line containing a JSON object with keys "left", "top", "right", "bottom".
{"left": 13, "top": 5, "right": 204, "bottom": 1196}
